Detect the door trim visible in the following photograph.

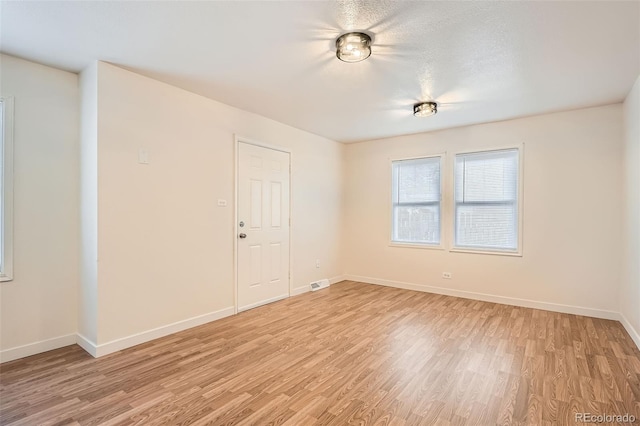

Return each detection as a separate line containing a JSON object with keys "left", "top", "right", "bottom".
{"left": 234, "top": 135, "right": 292, "bottom": 314}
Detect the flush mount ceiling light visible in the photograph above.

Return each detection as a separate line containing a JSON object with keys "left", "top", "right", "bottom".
{"left": 336, "top": 32, "right": 372, "bottom": 63}
{"left": 413, "top": 102, "right": 438, "bottom": 117}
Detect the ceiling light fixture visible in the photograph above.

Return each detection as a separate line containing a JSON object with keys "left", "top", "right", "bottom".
{"left": 336, "top": 32, "right": 372, "bottom": 63}
{"left": 413, "top": 102, "right": 438, "bottom": 117}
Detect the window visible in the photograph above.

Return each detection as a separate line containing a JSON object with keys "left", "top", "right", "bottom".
{"left": 0, "top": 97, "right": 14, "bottom": 281}
{"left": 391, "top": 156, "right": 442, "bottom": 246}
{"left": 454, "top": 148, "right": 520, "bottom": 253}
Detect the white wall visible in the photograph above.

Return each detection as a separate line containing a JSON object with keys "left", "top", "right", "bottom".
{"left": 621, "top": 76, "right": 640, "bottom": 346}
{"left": 344, "top": 105, "right": 624, "bottom": 317}
{"left": 0, "top": 54, "right": 79, "bottom": 360}
{"left": 85, "top": 62, "right": 343, "bottom": 348}
{"left": 78, "top": 62, "right": 98, "bottom": 344}
{"left": 1, "top": 54, "right": 633, "bottom": 360}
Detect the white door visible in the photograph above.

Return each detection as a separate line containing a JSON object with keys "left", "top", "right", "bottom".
{"left": 237, "top": 142, "right": 290, "bottom": 312}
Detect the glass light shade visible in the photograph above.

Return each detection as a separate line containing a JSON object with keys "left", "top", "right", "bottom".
{"left": 413, "top": 102, "right": 438, "bottom": 117}
{"left": 336, "top": 32, "right": 372, "bottom": 63}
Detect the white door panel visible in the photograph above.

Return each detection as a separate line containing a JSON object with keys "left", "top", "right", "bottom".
{"left": 237, "top": 142, "right": 290, "bottom": 311}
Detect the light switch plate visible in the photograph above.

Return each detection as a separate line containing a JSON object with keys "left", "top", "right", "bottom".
{"left": 138, "top": 148, "right": 150, "bottom": 164}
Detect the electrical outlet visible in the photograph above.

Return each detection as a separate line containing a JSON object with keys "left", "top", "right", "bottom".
{"left": 315, "top": 259, "right": 320, "bottom": 268}
{"left": 442, "top": 272, "right": 452, "bottom": 279}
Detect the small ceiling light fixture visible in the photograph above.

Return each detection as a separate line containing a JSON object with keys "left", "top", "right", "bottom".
{"left": 413, "top": 102, "right": 438, "bottom": 117}
{"left": 336, "top": 32, "right": 372, "bottom": 63}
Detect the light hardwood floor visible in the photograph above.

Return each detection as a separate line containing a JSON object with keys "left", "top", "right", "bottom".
{"left": 1, "top": 281, "right": 639, "bottom": 425}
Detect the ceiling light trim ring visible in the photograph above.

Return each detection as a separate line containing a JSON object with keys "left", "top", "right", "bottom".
{"left": 413, "top": 102, "right": 438, "bottom": 117}
{"left": 336, "top": 32, "right": 372, "bottom": 63}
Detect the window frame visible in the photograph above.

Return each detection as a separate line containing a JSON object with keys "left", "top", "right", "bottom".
{"left": 450, "top": 144, "right": 524, "bottom": 257}
{"left": 0, "top": 97, "right": 14, "bottom": 281}
{"left": 389, "top": 153, "right": 445, "bottom": 250}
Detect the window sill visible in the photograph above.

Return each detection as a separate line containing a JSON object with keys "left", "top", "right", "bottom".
{"left": 450, "top": 248, "right": 522, "bottom": 257}
{"left": 389, "top": 242, "right": 445, "bottom": 250}
{"left": 0, "top": 274, "right": 13, "bottom": 282}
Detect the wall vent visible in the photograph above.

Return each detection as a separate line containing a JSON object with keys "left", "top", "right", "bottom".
{"left": 310, "top": 279, "right": 330, "bottom": 292}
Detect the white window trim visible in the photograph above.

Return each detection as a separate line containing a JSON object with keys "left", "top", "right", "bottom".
{"left": 0, "top": 97, "right": 14, "bottom": 281}
{"left": 389, "top": 153, "right": 446, "bottom": 250}
{"left": 449, "top": 144, "right": 524, "bottom": 257}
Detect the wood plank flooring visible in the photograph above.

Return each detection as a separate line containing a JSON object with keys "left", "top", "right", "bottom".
{"left": 1, "top": 281, "right": 639, "bottom": 425}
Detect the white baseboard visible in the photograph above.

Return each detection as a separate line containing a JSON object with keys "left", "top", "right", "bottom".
{"left": 619, "top": 313, "right": 640, "bottom": 351}
{"left": 291, "top": 275, "right": 347, "bottom": 296}
{"left": 76, "top": 333, "right": 97, "bottom": 357}
{"left": 8, "top": 276, "right": 632, "bottom": 363}
{"left": 0, "top": 334, "right": 77, "bottom": 363}
{"left": 330, "top": 275, "right": 347, "bottom": 285}
{"left": 238, "top": 295, "right": 288, "bottom": 312}
{"left": 78, "top": 306, "right": 235, "bottom": 358}
{"left": 344, "top": 274, "right": 620, "bottom": 321}
{"left": 291, "top": 285, "right": 309, "bottom": 296}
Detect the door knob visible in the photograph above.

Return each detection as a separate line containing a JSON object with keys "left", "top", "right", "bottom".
{"left": 239, "top": 233, "right": 247, "bottom": 239}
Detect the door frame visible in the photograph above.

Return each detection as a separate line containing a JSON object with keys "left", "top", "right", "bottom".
{"left": 234, "top": 135, "right": 292, "bottom": 314}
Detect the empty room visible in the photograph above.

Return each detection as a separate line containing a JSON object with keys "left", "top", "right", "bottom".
{"left": 1, "top": 1, "right": 639, "bottom": 425}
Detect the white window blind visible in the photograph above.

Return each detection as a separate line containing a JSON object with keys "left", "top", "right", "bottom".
{"left": 391, "top": 156, "right": 441, "bottom": 245}
{"left": 454, "top": 149, "right": 519, "bottom": 251}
